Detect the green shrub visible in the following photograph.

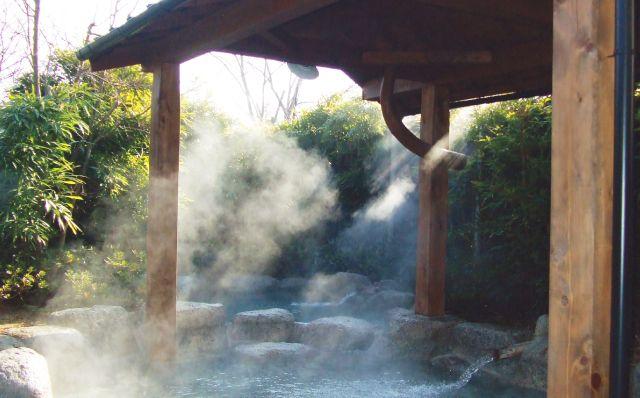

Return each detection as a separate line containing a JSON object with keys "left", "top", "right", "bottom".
{"left": 282, "top": 95, "right": 385, "bottom": 214}
{"left": 48, "top": 244, "right": 145, "bottom": 308}
{"left": 447, "top": 98, "right": 552, "bottom": 323}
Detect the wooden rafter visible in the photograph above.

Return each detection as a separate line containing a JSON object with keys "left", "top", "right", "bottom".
{"left": 363, "top": 50, "right": 492, "bottom": 65}
{"left": 90, "top": 0, "right": 341, "bottom": 70}
{"left": 415, "top": 0, "right": 552, "bottom": 26}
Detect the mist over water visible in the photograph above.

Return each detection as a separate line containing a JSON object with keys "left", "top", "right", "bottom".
{"left": 178, "top": 120, "right": 337, "bottom": 296}
{"left": 44, "top": 109, "right": 521, "bottom": 398}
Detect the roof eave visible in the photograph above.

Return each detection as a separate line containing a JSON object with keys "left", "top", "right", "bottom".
{"left": 76, "top": 0, "right": 189, "bottom": 62}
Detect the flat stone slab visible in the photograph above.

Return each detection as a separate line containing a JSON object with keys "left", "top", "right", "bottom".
{"left": 48, "top": 305, "right": 132, "bottom": 349}
{"left": 0, "top": 347, "right": 52, "bottom": 398}
{"left": 177, "top": 302, "right": 227, "bottom": 356}
{"left": 229, "top": 308, "right": 295, "bottom": 343}
{"left": 299, "top": 316, "right": 375, "bottom": 351}
{"left": 4, "top": 326, "right": 86, "bottom": 353}
{"left": 4, "top": 326, "right": 89, "bottom": 387}
{"left": 177, "top": 301, "right": 225, "bottom": 330}
{"left": 234, "top": 342, "right": 316, "bottom": 366}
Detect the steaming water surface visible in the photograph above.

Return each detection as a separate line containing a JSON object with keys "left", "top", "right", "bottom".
{"left": 60, "top": 357, "right": 542, "bottom": 398}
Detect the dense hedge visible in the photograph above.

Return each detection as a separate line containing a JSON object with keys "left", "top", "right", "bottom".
{"left": 447, "top": 98, "right": 552, "bottom": 323}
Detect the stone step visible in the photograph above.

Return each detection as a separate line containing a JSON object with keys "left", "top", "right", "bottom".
{"left": 229, "top": 308, "right": 295, "bottom": 344}
{"left": 298, "top": 316, "right": 375, "bottom": 351}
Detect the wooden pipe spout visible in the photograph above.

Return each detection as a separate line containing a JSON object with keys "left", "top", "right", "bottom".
{"left": 380, "top": 68, "right": 468, "bottom": 171}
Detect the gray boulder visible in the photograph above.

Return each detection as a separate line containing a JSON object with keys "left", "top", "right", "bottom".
{"left": 4, "top": 326, "right": 89, "bottom": 388}
{"left": 300, "top": 316, "right": 375, "bottom": 351}
{"left": 388, "top": 312, "right": 459, "bottom": 360}
{"left": 229, "top": 308, "right": 295, "bottom": 343}
{"left": 48, "top": 305, "right": 133, "bottom": 350}
{"left": 451, "top": 322, "right": 517, "bottom": 356}
{"left": 234, "top": 342, "right": 316, "bottom": 366}
{"left": 0, "top": 347, "right": 52, "bottom": 398}
{"left": 4, "top": 326, "right": 86, "bottom": 355}
{"left": 177, "top": 301, "right": 225, "bottom": 330}
{"left": 304, "top": 272, "right": 372, "bottom": 302}
{"left": 177, "top": 301, "right": 226, "bottom": 356}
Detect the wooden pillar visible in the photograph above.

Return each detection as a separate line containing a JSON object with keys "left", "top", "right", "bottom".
{"left": 146, "top": 63, "right": 180, "bottom": 363}
{"left": 415, "top": 85, "right": 449, "bottom": 316}
{"left": 548, "top": 0, "right": 614, "bottom": 396}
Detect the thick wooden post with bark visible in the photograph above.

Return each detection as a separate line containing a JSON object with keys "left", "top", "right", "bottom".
{"left": 415, "top": 85, "right": 449, "bottom": 316}
{"left": 548, "top": 0, "right": 614, "bottom": 396}
{"left": 146, "top": 63, "right": 180, "bottom": 364}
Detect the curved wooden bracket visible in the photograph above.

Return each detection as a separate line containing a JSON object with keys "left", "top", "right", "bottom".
{"left": 380, "top": 68, "right": 468, "bottom": 171}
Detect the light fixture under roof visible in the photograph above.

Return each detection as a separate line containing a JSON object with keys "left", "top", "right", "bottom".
{"left": 287, "top": 63, "right": 320, "bottom": 80}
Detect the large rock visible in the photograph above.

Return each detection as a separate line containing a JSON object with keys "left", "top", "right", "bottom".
{"left": 229, "top": 308, "right": 295, "bottom": 343}
{"left": 4, "top": 326, "right": 89, "bottom": 388}
{"left": 0, "top": 347, "right": 52, "bottom": 398}
{"left": 234, "top": 342, "right": 316, "bottom": 366}
{"left": 177, "top": 301, "right": 226, "bottom": 356}
{"left": 4, "top": 326, "right": 86, "bottom": 355}
{"left": 48, "top": 305, "right": 133, "bottom": 350}
{"left": 304, "top": 272, "right": 372, "bottom": 302}
{"left": 451, "top": 322, "right": 517, "bottom": 356}
{"left": 388, "top": 312, "right": 459, "bottom": 360}
{"left": 177, "top": 301, "right": 225, "bottom": 330}
{"left": 299, "top": 316, "right": 375, "bottom": 351}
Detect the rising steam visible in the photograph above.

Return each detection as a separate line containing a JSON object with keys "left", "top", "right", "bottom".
{"left": 178, "top": 120, "right": 337, "bottom": 294}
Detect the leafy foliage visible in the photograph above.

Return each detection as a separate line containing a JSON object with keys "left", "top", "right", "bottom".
{"left": 0, "top": 89, "right": 86, "bottom": 250}
{"left": 447, "top": 98, "right": 552, "bottom": 322}
{"left": 0, "top": 50, "right": 152, "bottom": 304}
{"left": 282, "top": 96, "right": 386, "bottom": 214}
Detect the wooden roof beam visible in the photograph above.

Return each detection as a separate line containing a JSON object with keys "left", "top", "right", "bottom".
{"left": 415, "top": 0, "right": 552, "bottom": 26}
{"left": 90, "top": 0, "right": 341, "bottom": 71}
{"left": 362, "top": 41, "right": 551, "bottom": 102}
{"left": 363, "top": 50, "right": 492, "bottom": 65}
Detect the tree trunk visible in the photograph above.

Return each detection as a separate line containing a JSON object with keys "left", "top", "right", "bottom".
{"left": 32, "top": 0, "right": 41, "bottom": 99}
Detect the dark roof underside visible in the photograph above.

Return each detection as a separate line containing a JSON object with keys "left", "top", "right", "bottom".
{"left": 79, "top": 0, "right": 560, "bottom": 112}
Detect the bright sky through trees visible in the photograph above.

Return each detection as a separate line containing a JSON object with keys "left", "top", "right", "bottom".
{"left": 1, "top": 0, "right": 358, "bottom": 122}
